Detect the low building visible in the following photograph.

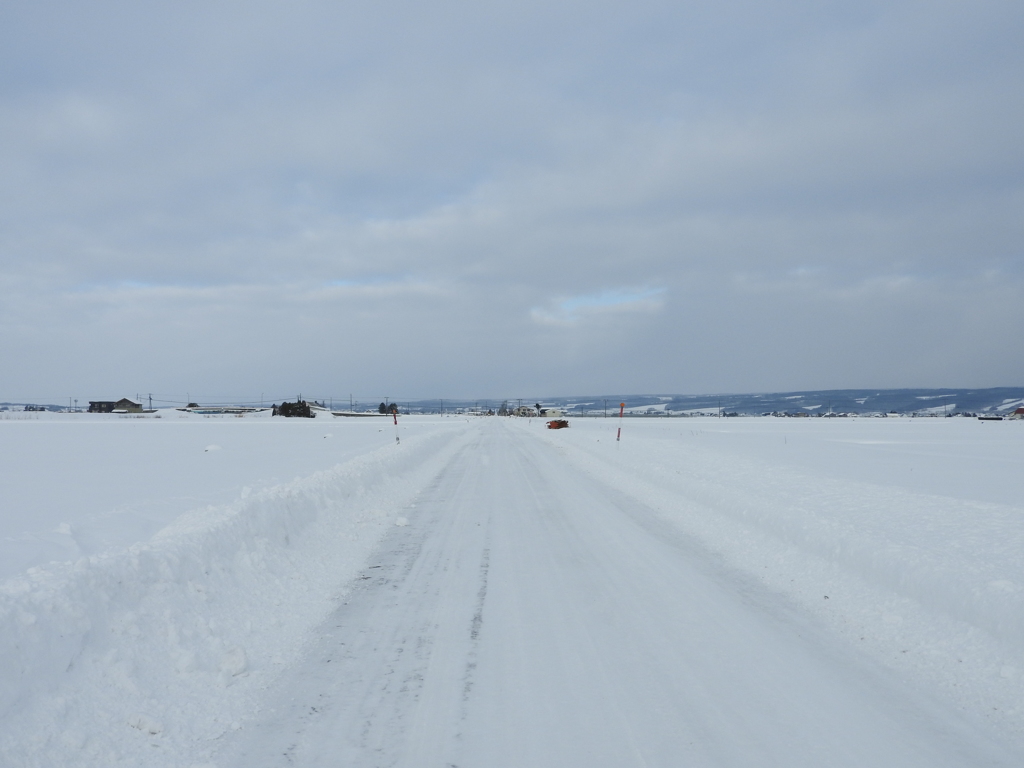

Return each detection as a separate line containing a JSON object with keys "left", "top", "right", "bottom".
{"left": 88, "top": 398, "right": 143, "bottom": 413}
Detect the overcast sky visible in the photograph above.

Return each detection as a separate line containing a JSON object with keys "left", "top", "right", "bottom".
{"left": 1, "top": 0, "right": 1022, "bottom": 404}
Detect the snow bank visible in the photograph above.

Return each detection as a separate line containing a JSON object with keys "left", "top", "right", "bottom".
{"left": 0, "top": 412, "right": 429, "bottom": 581}
{"left": 0, "top": 420, "right": 471, "bottom": 767}
{"left": 525, "top": 418, "right": 1024, "bottom": 735}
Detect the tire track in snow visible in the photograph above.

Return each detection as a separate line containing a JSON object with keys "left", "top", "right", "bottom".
{"left": 461, "top": 546, "right": 490, "bottom": 706}
{"left": 213, "top": 433, "right": 492, "bottom": 767}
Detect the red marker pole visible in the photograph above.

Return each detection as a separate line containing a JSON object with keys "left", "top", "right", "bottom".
{"left": 393, "top": 409, "right": 400, "bottom": 444}
{"left": 617, "top": 402, "right": 625, "bottom": 442}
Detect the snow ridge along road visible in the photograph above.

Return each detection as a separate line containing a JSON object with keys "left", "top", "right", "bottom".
{"left": 0, "top": 416, "right": 472, "bottom": 767}
{"left": 215, "top": 418, "right": 1020, "bottom": 767}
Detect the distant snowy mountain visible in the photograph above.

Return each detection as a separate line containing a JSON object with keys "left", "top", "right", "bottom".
{"left": 411, "top": 388, "right": 1024, "bottom": 417}
{"left": 541, "top": 388, "right": 1024, "bottom": 416}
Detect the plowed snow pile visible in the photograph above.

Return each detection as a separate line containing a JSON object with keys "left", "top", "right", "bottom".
{"left": 0, "top": 412, "right": 471, "bottom": 766}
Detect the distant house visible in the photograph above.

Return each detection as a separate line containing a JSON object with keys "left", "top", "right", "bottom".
{"left": 88, "top": 398, "right": 142, "bottom": 413}
{"left": 1010, "top": 407, "right": 1024, "bottom": 420}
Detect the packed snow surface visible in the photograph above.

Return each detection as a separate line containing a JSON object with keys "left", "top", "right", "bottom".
{"left": 1, "top": 413, "right": 1023, "bottom": 766}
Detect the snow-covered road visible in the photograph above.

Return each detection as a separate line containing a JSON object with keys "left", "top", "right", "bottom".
{"left": 214, "top": 419, "right": 1019, "bottom": 767}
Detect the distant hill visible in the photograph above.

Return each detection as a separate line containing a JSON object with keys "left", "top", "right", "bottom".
{"left": 533, "top": 388, "right": 1024, "bottom": 416}
{"left": 401, "top": 388, "right": 1024, "bottom": 417}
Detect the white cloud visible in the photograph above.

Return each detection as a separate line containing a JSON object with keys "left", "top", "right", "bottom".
{"left": 530, "top": 288, "right": 665, "bottom": 325}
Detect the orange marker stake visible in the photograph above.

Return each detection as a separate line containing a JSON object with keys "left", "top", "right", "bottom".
{"left": 617, "top": 402, "right": 625, "bottom": 442}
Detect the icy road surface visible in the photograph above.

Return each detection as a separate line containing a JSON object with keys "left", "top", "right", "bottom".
{"left": 214, "top": 419, "right": 1018, "bottom": 767}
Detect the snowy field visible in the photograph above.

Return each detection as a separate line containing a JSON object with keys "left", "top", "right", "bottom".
{"left": 1, "top": 413, "right": 1023, "bottom": 766}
